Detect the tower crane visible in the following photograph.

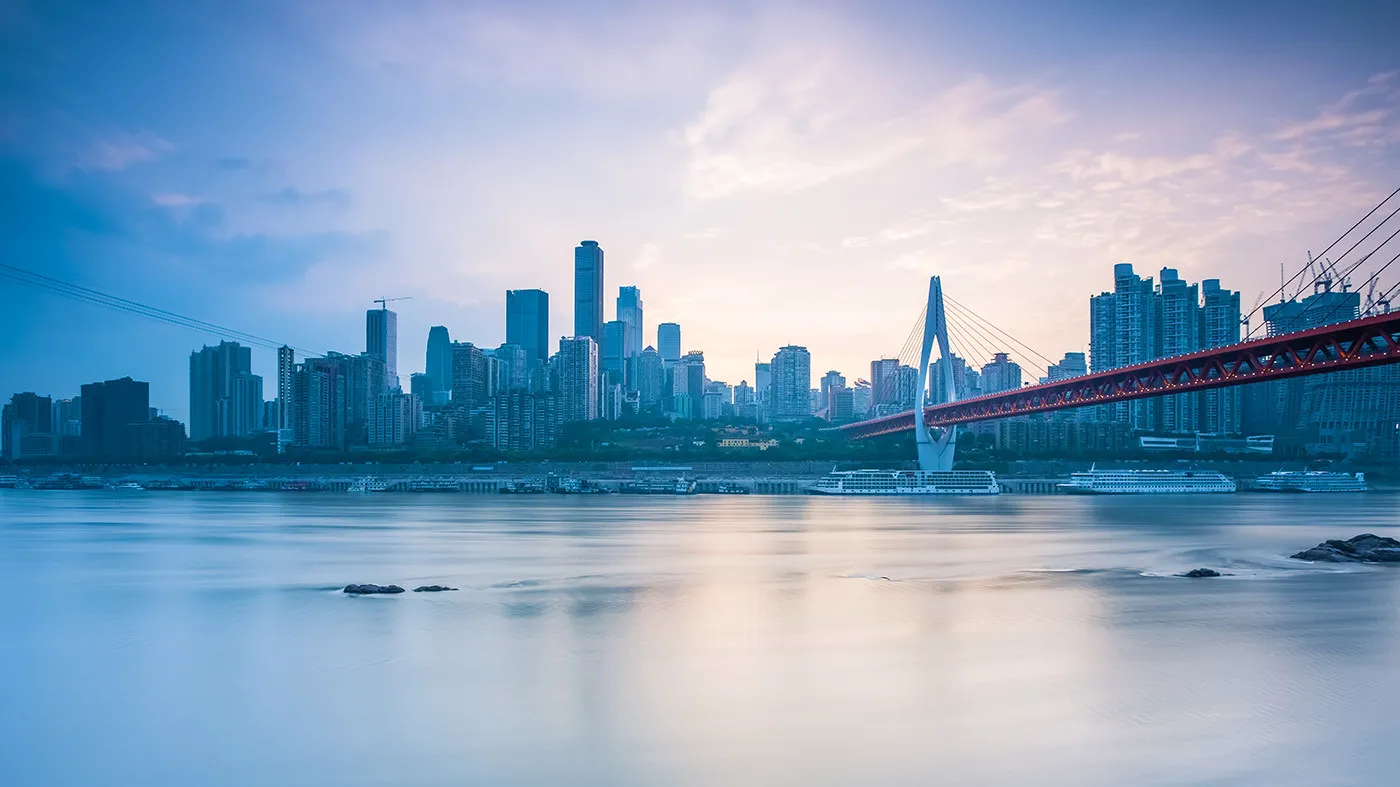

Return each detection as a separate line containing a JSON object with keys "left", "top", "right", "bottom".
{"left": 373, "top": 296, "right": 413, "bottom": 309}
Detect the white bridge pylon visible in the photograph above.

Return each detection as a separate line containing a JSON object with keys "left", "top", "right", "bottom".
{"left": 915, "top": 276, "right": 958, "bottom": 472}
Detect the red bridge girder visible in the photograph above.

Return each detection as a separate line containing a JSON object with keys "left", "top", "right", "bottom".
{"left": 839, "top": 310, "right": 1400, "bottom": 439}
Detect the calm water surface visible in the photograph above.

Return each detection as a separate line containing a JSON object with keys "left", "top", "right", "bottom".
{"left": 2, "top": 491, "right": 1398, "bottom": 786}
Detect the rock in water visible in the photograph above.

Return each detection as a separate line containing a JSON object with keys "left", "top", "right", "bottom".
{"left": 413, "top": 585, "right": 459, "bottom": 592}
{"left": 1181, "top": 568, "right": 1221, "bottom": 578}
{"left": 1290, "top": 534, "right": 1400, "bottom": 563}
{"left": 343, "top": 584, "right": 405, "bottom": 594}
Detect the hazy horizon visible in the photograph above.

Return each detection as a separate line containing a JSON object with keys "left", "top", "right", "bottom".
{"left": 3, "top": 0, "right": 1398, "bottom": 422}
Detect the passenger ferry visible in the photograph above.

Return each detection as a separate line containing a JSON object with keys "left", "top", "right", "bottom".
{"left": 1256, "top": 471, "right": 1367, "bottom": 493}
{"left": 1059, "top": 468, "right": 1236, "bottom": 494}
{"left": 808, "top": 469, "right": 1001, "bottom": 496}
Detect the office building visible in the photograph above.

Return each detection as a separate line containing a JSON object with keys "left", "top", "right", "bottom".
{"left": 52, "top": 396, "right": 81, "bottom": 437}
{"left": 771, "top": 345, "right": 812, "bottom": 421}
{"left": 410, "top": 372, "right": 434, "bottom": 405}
{"left": 506, "top": 289, "right": 550, "bottom": 365}
{"left": 450, "top": 342, "right": 490, "bottom": 412}
{"left": 425, "top": 326, "right": 453, "bottom": 405}
{"left": 556, "top": 336, "right": 600, "bottom": 423}
{"left": 754, "top": 361, "right": 771, "bottom": 404}
{"left": 574, "top": 240, "right": 605, "bottom": 345}
{"left": 487, "top": 392, "right": 557, "bottom": 452}
{"left": 671, "top": 351, "right": 706, "bottom": 419}
{"left": 366, "top": 306, "right": 399, "bottom": 391}
{"left": 869, "top": 358, "right": 901, "bottom": 410}
{"left": 702, "top": 381, "right": 731, "bottom": 420}
{"left": 657, "top": 323, "right": 681, "bottom": 366}
{"left": 80, "top": 377, "right": 150, "bottom": 459}
{"left": 602, "top": 320, "right": 629, "bottom": 388}
{"left": 369, "top": 390, "right": 422, "bottom": 447}
{"left": 617, "top": 286, "right": 643, "bottom": 360}
{"left": 491, "top": 343, "right": 529, "bottom": 393}
{"left": 1043, "top": 352, "right": 1088, "bottom": 382}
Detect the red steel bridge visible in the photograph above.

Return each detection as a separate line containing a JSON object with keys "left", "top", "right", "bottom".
{"left": 840, "top": 308, "right": 1400, "bottom": 439}
{"left": 840, "top": 185, "right": 1400, "bottom": 440}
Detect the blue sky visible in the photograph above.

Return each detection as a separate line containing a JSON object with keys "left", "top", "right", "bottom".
{"left": 2, "top": 0, "right": 1398, "bottom": 421}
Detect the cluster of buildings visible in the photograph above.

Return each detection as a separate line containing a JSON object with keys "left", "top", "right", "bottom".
{"left": 6, "top": 252, "right": 1399, "bottom": 462}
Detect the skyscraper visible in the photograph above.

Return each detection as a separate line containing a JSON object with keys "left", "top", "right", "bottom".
{"left": 277, "top": 346, "right": 295, "bottom": 430}
{"left": 657, "top": 322, "right": 681, "bottom": 366}
{"left": 1090, "top": 263, "right": 1158, "bottom": 428}
{"left": 369, "top": 391, "right": 422, "bottom": 446}
{"left": 557, "top": 336, "right": 599, "bottom": 423}
{"left": 426, "top": 325, "right": 452, "bottom": 404}
{"left": 506, "top": 289, "right": 550, "bottom": 365}
{"left": 1157, "top": 268, "right": 1200, "bottom": 433}
{"left": 634, "top": 347, "right": 665, "bottom": 409}
{"left": 617, "top": 286, "right": 643, "bottom": 358}
{"left": 672, "top": 351, "right": 706, "bottom": 419}
{"left": 754, "top": 361, "right": 771, "bottom": 404}
{"left": 292, "top": 358, "right": 345, "bottom": 450}
{"left": 602, "top": 320, "right": 628, "bottom": 387}
{"left": 189, "top": 340, "right": 262, "bottom": 442}
{"left": 80, "top": 377, "right": 150, "bottom": 459}
{"left": 869, "top": 358, "right": 901, "bottom": 410}
{"left": 771, "top": 346, "right": 812, "bottom": 421}
{"left": 450, "top": 342, "right": 489, "bottom": 411}
{"left": 1200, "top": 279, "right": 1242, "bottom": 434}
{"left": 366, "top": 307, "right": 399, "bottom": 391}
{"left": 491, "top": 343, "right": 529, "bottom": 393}
{"left": 574, "top": 241, "right": 605, "bottom": 345}
{"left": 980, "top": 353, "right": 1023, "bottom": 394}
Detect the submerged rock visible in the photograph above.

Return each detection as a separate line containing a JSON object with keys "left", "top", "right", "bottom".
{"left": 1290, "top": 534, "right": 1400, "bottom": 563}
{"left": 413, "top": 585, "right": 459, "bottom": 592}
{"left": 343, "top": 584, "right": 405, "bottom": 595}
{"left": 1181, "top": 568, "right": 1222, "bottom": 578}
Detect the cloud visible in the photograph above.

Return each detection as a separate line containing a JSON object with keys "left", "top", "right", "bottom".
{"left": 634, "top": 242, "right": 660, "bottom": 270}
{"left": 681, "top": 59, "right": 1071, "bottom": 200}
{"left": 213, "top": 156, "right": 273, "bottom": 173}
{"left": 151, "top": 192, "right": 206, "bottom": 208}
{"left": 258, "top": 186, "right": 352, "bottom": 209}
{"left": 72, "top": 130, "right": 172, "bottom": 172}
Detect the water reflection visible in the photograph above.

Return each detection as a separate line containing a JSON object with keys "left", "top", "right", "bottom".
{"left": 1, "top": 491, "right": 1398, "bottom": 786}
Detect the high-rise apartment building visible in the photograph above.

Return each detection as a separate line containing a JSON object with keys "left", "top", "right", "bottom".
{"left": 506, "top": 289, "right": 550, "bottom": 366}
{"left": 820, "top": 371, "right": 845, "bottom": 420}
{"left": 450, "top": 342, "right": 489, "bottom": 412}
{"left": 1044, "top": 352, "right": 1087, "bottom": 382}
{"left": 365, "top": 307, "right": 399, "bottom": 391}
{"left": 277, "top": 346, "right": 295, "bottom": 431}
{"left": 771, "top": 345, "right": 812, "bottom": 421}
{"left": 189, "top": 341, "right": 262, "bottom": 442}
{"left": 490, "top": 343, "right": 529, "bottom": 393}
{"left": 292, "top": 358, "right": 346, "bottom": 450}
{"left": 869, "top": 358, "right": 902, "bottom": 410}
{"left": 617, "top": 286, "right": 643, "bottom": 359}
{"left": 425, "top": 326, "right": 453, "bottom": 405}
{"left": 369, "top": 391, "right": 422, "bottom": 446}
{"left": 487, "top": 392, "right": 557, "bottom": 452}
{"left": 2, "top": 391, "right": 55, "bottom": 459}
{"left": 657, "top": 323, "right": 681, "bottom": 366}
{"left": 80, "top": 377, "right": 150, "bottom": 459}
{"left": 556, "top": 336, "right": 600, "bottom": 423}
{"left": 1090, "top": 263, "right": 1159, "bottom": 429}
{"left": 52, "top": 396, "right": 81, "bottom": 437}
{"left": 980, "top": 353, "right": 1023, "bottom": 394}
{"left": 1157, "top": 268, "right": 1201, "bottom": 433}
{"left": 574, "top": 241, "right": 605, "bottom": 346}
{"left": 634, "top": 346, "right": 665, "bottom": 409}
{"left": 1201, "top": 279, "right": 1242, "bottom": 434}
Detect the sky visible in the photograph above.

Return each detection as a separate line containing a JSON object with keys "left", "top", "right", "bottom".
{"left": 2, "top": 0, "right": 1399, "bottom": 422}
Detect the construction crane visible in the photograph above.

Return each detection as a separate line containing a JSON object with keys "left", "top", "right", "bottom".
{"left": 372, "top": 296, "right": 413, "bottom": 309}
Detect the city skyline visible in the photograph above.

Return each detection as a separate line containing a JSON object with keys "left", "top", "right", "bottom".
{"left": 2, "top": 1, "right": 1399, "bottom": 418}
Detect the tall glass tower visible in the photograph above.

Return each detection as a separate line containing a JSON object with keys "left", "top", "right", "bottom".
{"left": 426, "top": 325, "right": 452, "bottom": 403}
{"left": 617, "top": 286, "right": 643, "bottom": 358}
{"left": 506, "top": 289, "right": 550, "bottom": 365}
{"left": 657, "top": 322, "right": 681, "bottom": 365}
{"left": 574, "top": 241, "right": 605, "bottom": 345}
{"left": 366, "top": 307, "right": 399, "bottom": 391}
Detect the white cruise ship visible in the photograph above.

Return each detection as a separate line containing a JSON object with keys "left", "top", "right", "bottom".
{"left": 809, "top": 469, "right": 1000, "bottom": 496}
{"left": 1256, "top": 471, "right": 1367, "bottom": 493}
{"left": 1059, "top": 468, "right": 1236, "bottom": 494}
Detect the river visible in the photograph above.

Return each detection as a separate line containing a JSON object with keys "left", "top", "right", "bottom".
{"left": 2, "top": 491, "right": 1397, "bottom": 786}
